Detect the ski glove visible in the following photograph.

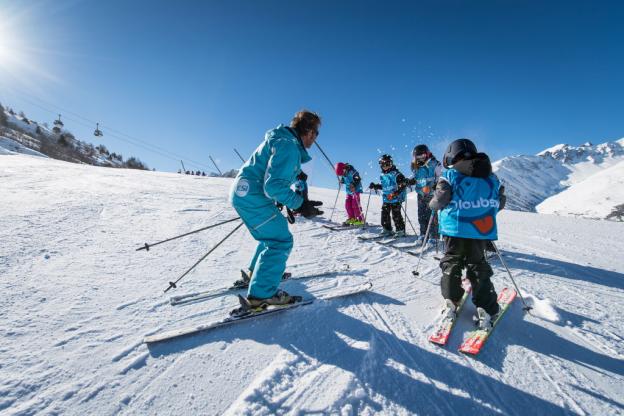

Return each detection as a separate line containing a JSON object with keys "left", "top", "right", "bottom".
{"left": 408, "top": 178, "right": 417, "bottom": 186}
{"left": 369, "top": 182, "right": 382, "bottom": 190}
{"left": 295, "top": 200, "right": 324, "bottom": 218}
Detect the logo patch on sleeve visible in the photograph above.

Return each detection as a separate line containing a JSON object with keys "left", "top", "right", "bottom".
{"left": 235, "top": 179, "right": 250, "bottom": 197}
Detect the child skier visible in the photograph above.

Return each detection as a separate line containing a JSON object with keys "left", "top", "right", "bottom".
{"left": 294, "top": 171, "right": 309, "bottom": 201}
{"left": 369, "top": 154, "right": 407, "bottom": 237}
{"left": 429, "top": 138, "right": 507, "bottom": 329}
{"left": 335, "top": 162, "right": 364, "bottom": 226}
{"left": 408, "top": 144, "right": 442, "bottom": 241}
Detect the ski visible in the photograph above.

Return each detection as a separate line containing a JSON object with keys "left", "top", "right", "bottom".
{"left": 322, "top": 223, "right": 371, "bottom": 231}
{"left": 458, "top": 287, "right": 517, "bottom": 355}
{"left": 358, "top": 233, "right": 393, "bottom": 241}
{"left": 429, "top": 288, "right": 472, "bottom": 346}
{"left": 145, "top": 282, "right": 373, "bottom": 344}
{"left": 322, "top": 224, "right": 355, "bottom": 231}
{"left": 375, "top": 235, "right": 416, "bottom": 246}
{"left": 169, "top": 270, "right": 339, "bottom": 306}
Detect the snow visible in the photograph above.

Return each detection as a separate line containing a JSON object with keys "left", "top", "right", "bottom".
{"left": 0, "top": 136, "right": 47, "bottom": 157}
{"left": 537, "top": 143, "right": 567, "bottom": 156}
{"left": 1, "top": 154, "right": 624, "bottom": 415}
{"left": 537, "top": 160, "right": 624, "bottom": 220}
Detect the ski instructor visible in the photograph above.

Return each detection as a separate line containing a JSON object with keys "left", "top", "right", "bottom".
{"left": 230, "top": 110, "right": 324, "bottom": 309}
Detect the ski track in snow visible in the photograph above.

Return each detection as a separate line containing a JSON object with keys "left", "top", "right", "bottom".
{"left": 1, "top": 154, "right": 623, "bottom": 415}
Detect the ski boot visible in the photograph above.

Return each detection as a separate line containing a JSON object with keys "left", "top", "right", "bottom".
{"left": 442, "top": 299, "right": 458, "bottom": 320}
{"left": 342, "top": 218, "right": 355, "bottom": 226}
{"left": 394, "top": 229, "right": 406, "bottom": 238}
{"left": 351, "top": 219, "right": 364, "bottom": 227}
{"left": 474, "top": 307, "right": 499, "bottom": 332}
{"left": 381, "top": 228, "right": 394, "bottom": 237}
{"left": 247, "top": 289, "right": 302, "bottom": 308}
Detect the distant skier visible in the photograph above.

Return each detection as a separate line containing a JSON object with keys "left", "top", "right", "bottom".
{"left": 369, "top": 154, "right": 407, "bottom": 237}
{"left": 335, "top": 162, "right": 364, "bottom": 226}
{"left": 294, "top": 170, "right": 309, "bottom": 201}
{"left": 230, "top": 110, "right": 324, "bottom": 309}
{"left": 429, "top": 138, "right": 506, "bottom": 329}
{"left": 408, "top": 144, "right": 442, "bottom": 241}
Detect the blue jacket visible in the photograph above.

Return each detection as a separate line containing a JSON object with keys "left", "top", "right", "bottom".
{"left": 230, "top": 125, "right": 311, "bottom": 210}
{"left": 411, "top": 158, "right": 441, "bottom": 196}
{"left": 380, "top": 168, "right": 407, "bottom": 204}
{"left": 340, "top": 165, "right": 363, "bottom": 195}
{"left": 438, "top": 168, "right": 501, "bottom": 240}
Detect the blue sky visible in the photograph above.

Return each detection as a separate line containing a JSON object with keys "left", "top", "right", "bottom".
{"left": 1, "top": 0, "right": 623, "bottom": 187}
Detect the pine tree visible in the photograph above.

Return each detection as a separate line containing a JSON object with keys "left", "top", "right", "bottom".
{"left": 0, "top": 102, "right": 7, "bottom": 126}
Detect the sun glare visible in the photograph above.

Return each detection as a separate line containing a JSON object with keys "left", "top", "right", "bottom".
{"left": 0, "top": 20, "right": 19, "bottom": 69}
{"left": 0, "top": 9, "right": 61, "bottom": 88}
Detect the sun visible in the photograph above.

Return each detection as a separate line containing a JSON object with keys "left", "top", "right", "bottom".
{"left": 0, "top": 21, "right": 19, "bottom": 69}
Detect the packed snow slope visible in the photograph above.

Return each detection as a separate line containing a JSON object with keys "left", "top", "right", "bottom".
{"left": 1, "top": 153, "right": 623, "bottom": 416}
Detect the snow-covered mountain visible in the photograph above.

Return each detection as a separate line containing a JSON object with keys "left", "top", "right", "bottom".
{"left": 493, "top": 138, "right": 624, "bottom": 221}
{"left": 2, "top": 153, "right": 623, "bottom": 415}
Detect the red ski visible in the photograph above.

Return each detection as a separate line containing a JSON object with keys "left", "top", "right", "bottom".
{"left": 459, "top": 287, "right": 517, "bottom": 355}
{"left": 429, "top": 288, "right": 471, "bottom": 346}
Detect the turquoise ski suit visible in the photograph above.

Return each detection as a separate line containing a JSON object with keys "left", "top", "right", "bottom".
{"left": 341, "top": 166, "right": 363, "bottom": 195}
{"left": 411, "top": 158, "right": 441, "bottom": 196}
{"left": 230, "top": 125, "right": 311, "bottom": 299}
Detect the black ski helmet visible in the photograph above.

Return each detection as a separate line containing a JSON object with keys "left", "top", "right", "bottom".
{"left": 413, "top": 144, "right": 430, "bottom": 156}
{"left": 379, "top": 154, "right": 393, "bottom": 168}
{"left": 443, "top": 138, "right": 477, "bottom": 168}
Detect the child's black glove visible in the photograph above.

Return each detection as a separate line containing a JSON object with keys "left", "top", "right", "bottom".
{"left": 295, "top": 200, "right": 324, "bottom": 218}
{"left": 408, "top": 178, "right": 417, "bottom": 186}
{"left": 369, "top": 182, "right": 381, "bottom": 190}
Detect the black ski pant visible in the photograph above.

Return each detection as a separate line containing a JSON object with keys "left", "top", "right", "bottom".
{"left": 439, "top": 236, "right": 499, "bottom": 316}
{"left": 381, "top": 202, "right": 405, "bottom": 232}
{"left": 417, "top": 194, "right": 438, "bottom": 238}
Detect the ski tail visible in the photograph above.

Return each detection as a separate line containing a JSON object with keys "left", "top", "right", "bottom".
{"left": 458, "top": 287, "right": 517, "bottom": 355}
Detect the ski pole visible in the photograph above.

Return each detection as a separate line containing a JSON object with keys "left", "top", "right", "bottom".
{"left": 314, "top": 141, "right": 336, "bottom": 172}
{"left": 164, "top": 221, "right": 244, "bottom": 292}
{"left": 402, "top": 199, "right": 418, "bottom": 235}
{"left": 328, "top": 183, "right": 341, "bottom": 222}
{"left": 233, "top": 148, "right": 245, "bottom": 163}
{"left": 136, "top": 217, "right": 241, "bottom": 252}
{"left": 362, "top": 189, "right": 372, "bottom": 229}
{"left": 314, "top": 141, "right": 343, "bottom": 222}
{"left": 412, "top": 213, "right": 435, "bottom": 277}
{"left": 491, "top": 242, "right": 533, "bottom": 312}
